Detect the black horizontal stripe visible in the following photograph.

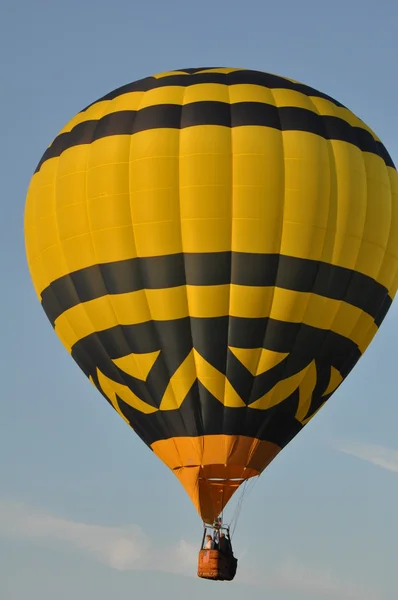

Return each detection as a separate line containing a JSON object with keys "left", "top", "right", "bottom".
{"left": 40, "top": 252, "right": 391, "bottom": 326}
{"left": 173, "top": 67, "right": 225, "bottom": 74}
{"left": 82, "top": 68, "right": 347, "bottom": 111}
{"left": 374, "top": 294, "right": 393, "bottom": 328}
{"left": 35, "top": 101, "right": 394, "bottom": 173}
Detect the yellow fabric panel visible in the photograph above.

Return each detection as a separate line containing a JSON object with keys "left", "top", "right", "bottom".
{"left": 129, "top": 128, "right": 183, "bottom": 256}
{"left": 249, "top": 364, "right": 311, "bottom": 410}
{"left": 25, "top": 159, "right": 59, "bottom": 297}
{"left": 178, "top": 126, "right": 233, "bottom": 254}
{"left": 57, "top": 144, "right": 91, "bottom": 179}
{"left": 159, "top": 350, "right": 245, "bottom": 410}
{"left": 295, "top": 361, "right": 318, "bottom": 422}
{"left": 230, "top": 126, "right": 285, "bottom": 255}
{"left": 228, "top": 347, "right": 288, "bottom": 376}
{"left": 229, "top": 83, "right": 277, "bottom": 105}
{"left": 193, "top": 352, "right": 246, "bottom": 408}
{"left": 277, "top": 129, "right": 331, "bottom": 263}
{"left": 318, "top": 140, "right": 366, "bottom": 272}
{"left": 378, "top": 168, "right": 398, "bottom": 275}
{"left": 112, "top": 351, "right": 160, "bottom": 381}
{"left": 379, "top": 168, "right": 398, "bottom": 296}
{"left": 159, "top": 351, "right": 196, "bottom": 411}
{"left": 96, "top": 368, "right": 158, "bottom": 414}
{"left": 152, "top": 70, "right": 189, "bottom": 78}
{"left": 354, "top": 153, "right": 393, "bottom": 279}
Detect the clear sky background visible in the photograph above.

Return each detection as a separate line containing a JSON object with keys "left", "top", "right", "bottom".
{"left": 1, "top": 0, "right": 398, "bottom": 599}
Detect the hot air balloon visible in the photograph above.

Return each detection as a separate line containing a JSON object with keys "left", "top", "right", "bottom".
{"left": 24, "top": 67, "right": 398, "bottom": 581}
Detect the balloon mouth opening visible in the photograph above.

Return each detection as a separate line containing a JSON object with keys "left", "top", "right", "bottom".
{"left": 175, "top": 463, "right": 260, "bottom": 483}
{"left": 198, "top": 477, "right": 247, "bottom": 482}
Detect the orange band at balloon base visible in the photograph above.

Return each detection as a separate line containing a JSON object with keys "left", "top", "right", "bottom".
{"left": 151, "top": 435, "right": 281, "bottom": 523}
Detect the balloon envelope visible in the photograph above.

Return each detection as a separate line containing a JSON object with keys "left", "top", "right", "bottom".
{"left": 24, "top": 67, "right": 398, "bottom": 524}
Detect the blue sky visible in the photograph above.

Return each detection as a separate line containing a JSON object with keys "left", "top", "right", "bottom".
{"left": 2, "top": 0, "right": 398, "bottom": 598}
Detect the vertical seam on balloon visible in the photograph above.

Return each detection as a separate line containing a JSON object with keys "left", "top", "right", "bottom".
{"left": 365, "top": 160, "right": 394, "bottom": 335}
{"left": 128, "top": 91, "right": 186, "bottom": 464}
{"left": 177, "top": 81, "right": 203, "bottom": 459}
{"left": 304, "top": 113, "right": 369, "bottom": 421}
{"left": 80, "top": 104, "right": 155, "bottom": 410}
{"left": 244, "top": 88, "right": 285, "bottom": 440}
{"left": 35, "top": 165, "right": 63, "bottom": 334}
{"left": 370, "top": 151, "right": 397, "bottom": 324}
{"left": 77, "top": 103, "right": 147, "bottom": 416}
{"left": 51, "top": 109, "right": 116, "bottom": 390}
{"left": 388, "top": 169, "right": 398, "bottom": 294}
{"left": 30, "top": 184, "right": 47, "bottom": 299}
{"left": 379, "top": 167, "right": 398, "bottom": 314}
{"left": 223, "top": 74, "right": 233, "bottom": 469}
{"left": 382, "top": 167, "right": 395, "bottom": 307}
{"left": 338, "top": 137, "right": 371, "bottom": 367}
{"left": 257, "top": 88, "right": 286, "bottom": 407}
{"left": 50, "top": 157, "right": 80, "bottom": 349}
{"left": 311, "top": 115, "right": 341, "bottom": 411}
{"left": 295, "top": 99, "right": 364, "bottom": 421}
{"left": 87, "top": 106, "right": 138, "bottom": 393}
{"left": 129, "top": 93, "right": 185, "bottom": 426}
{"left": 126, "top": 93, "right": 168, "bottom": 409}
{"left": 328, "top": 126, "right": 386, "bottom": 376}
{"left": 389, "top": 172, "right": 398, "bottom": 298}
{"left": 287, "top": 97, "right": 341, "bottom": 414}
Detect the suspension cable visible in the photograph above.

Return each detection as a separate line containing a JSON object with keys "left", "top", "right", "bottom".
{"left": 229, "top": 475, "right": 260, "bottom": 538}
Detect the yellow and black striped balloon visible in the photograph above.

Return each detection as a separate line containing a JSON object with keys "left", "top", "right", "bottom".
{"left": 24, "top": 67, "right": 398, "bottom": 524}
